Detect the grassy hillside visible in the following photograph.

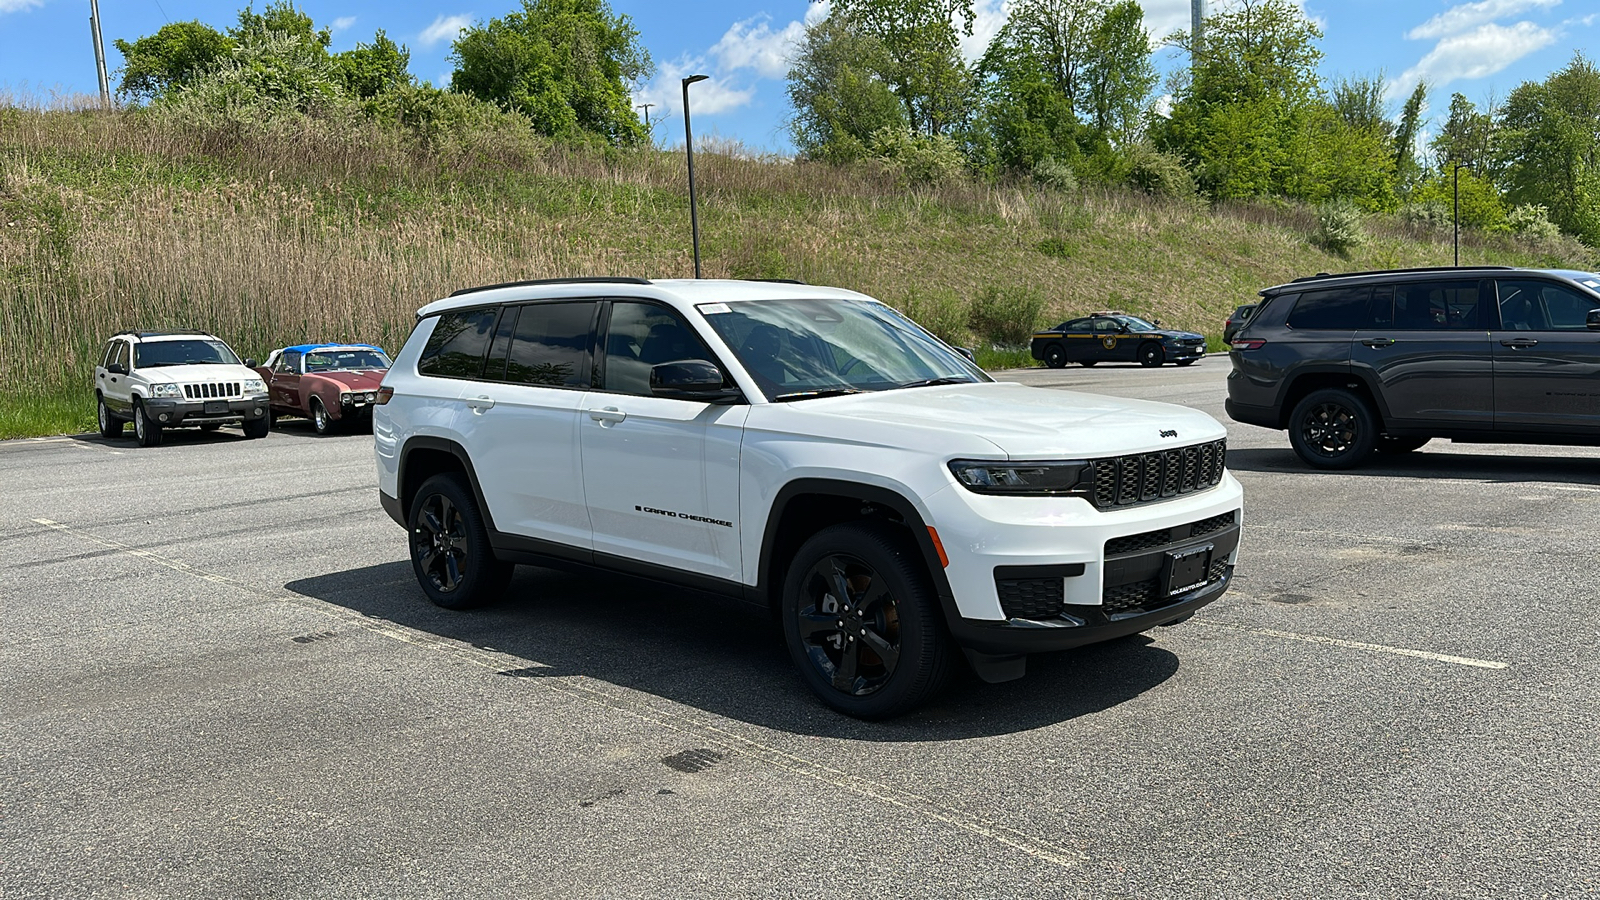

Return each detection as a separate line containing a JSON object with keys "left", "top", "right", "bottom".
{"left": 3, "top": 103, "right": 1594, "bottom": 438}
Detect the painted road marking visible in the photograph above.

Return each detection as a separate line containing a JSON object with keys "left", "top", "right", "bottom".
{"left": 32, "top": 517, "right": 1088, "bottom": 872}
{"left": 1199, "top": 620, "right": 1508, "bottom": 670}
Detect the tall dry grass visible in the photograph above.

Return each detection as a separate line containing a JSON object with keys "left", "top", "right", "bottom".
{"left": 3, "top": 102, "right": 1595, "bottom": 436}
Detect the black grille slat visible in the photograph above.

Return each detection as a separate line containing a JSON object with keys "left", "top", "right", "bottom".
{"left": 1189, "top": 511, "right": 1236, "bottom": 538}
{"left": 1088, "top": 440, "right": 1225, "bottom": 510}
{"left": 997, "top": 577, "right": 1065, "bottom": 620}
{"left": 1106, "top": 528, "right": 1173, "bottom": 556}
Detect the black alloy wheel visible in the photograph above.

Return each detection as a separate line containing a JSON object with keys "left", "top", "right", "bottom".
{"left": 407, "top": 473, "right": 512, "bottom": 610}
{"left": 1375, "top": 435, "right": 1429, "bottom": 454}
{"left": 311, "top": 397, "right": 333, "bottom": 435}
{"left": 97, "top": 395, "right": 122, "bottom": 438}
{"left": 781, "top": 522, "right": 951, "bottom": 719}
{"left": 1288, "top": 388, "right": 1377, "bottom": 469}
{"left": 1139, "top": 343, "right": 1165, "bottom": 367}
{"left": 133, "top": 401, "right": 163, "bottom": 447}
{"left": 1043, "top": 343, "right": 1067, "bottom": 369}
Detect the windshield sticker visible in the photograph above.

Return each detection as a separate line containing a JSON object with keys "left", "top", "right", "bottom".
{"left": 697, "top": 303, "right": 731, "bottom": 315}
{"left": 1584, "top": 280, "right": 1600, "bottom": 289}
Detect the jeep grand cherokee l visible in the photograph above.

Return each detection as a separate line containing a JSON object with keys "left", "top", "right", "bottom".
{"left": 375, "top": 278, "right": 1244, "bottom": 718}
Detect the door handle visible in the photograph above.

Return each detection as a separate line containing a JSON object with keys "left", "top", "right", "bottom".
{"left": 1361, "top": 338, "right": 1395, "bottom": 348}
{"left": 587, "top": 406, "right": 627, "bottom": 426}
{"left": 464, "top": 395, "right": 495, "bottom": 413}
{"left": 1500, "top": 338, "right": 1539, "bottom": 348}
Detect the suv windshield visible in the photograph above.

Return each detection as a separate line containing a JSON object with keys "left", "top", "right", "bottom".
{"left": 700, "top": 298, "right": 988, "bottom": 401}
{"left": 305, "top": 349, "right": 390, "bottom": 372}
{"left": 134, "top": 339, "right": 241, "bottom": 368}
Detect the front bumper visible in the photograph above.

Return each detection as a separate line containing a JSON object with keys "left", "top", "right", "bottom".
{"left": 1166, "top": 343, "right": 1206, "bottom": 361}
{"left": 143, "top": 396, "right": 270, "bottom": 427}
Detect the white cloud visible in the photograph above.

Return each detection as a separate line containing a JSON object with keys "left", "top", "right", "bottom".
{"left": 419, "top": 13, "right": 473, "bottom": 48}
{"left": 1394, "top": 20, "right": 1558, "bottom": 92}
{"left": 633, "top": 57, "right": 756, "bottom": 122}
{"left": 0, "top": 0, "right": 45, "bottom": 13}
{"left": 330, "top": 16, "right": 357, "bottom": 33}
{"left": 711, "top": 15, "right": 806, "bottom": 78}
{"left": 958, "top": 0, "right": 1009, "bottom": 62}
{"left": 805, "top": 0, "right": 831, "bottom": 27}
{"left": 1407, "top": 0, "right": 1561, "bottom": 40}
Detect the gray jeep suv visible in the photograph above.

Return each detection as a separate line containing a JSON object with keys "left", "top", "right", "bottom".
{"left": 1226, "top": 266, "right": 1600, "bottom": 468}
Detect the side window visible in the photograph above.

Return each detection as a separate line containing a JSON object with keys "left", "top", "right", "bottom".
{"left": 417, "top": 308, "right": 500, "bottom": 379}
{"left": 602, "top": 302, "right": 716, "bottom": 396}
{"left": 114, "top": 341, "right": 131, "bottom": 371}
{"left": 1093, "top": 318, "right": 1120, "bottom": 333}
{"left": 499, "top": 301, "right": 596, "bottom": 388}
{"left": 278, "top": 351, "right": 302, "bottom": 374}
{"left": 1063, "top": 318, "right": 1092, "bottom": 331}
{"left": 1393, "top": 280, "right": 1481, "bottom": 330}
{"left": 1368, "top": 286, "right": 1394, "bottom": 327}
{"left": 100, "top": 341, "right": 116, "bottom": 368}
{"left": 1287, "top": 287, "right": 1371, "bottom": 330}
{"left": 1497, "top": 279, "right": 1598, "bottom": 331}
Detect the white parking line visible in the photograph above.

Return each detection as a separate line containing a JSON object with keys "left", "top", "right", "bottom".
{"left": 1199, "top": 620, "right": 1508, "bottom": 669}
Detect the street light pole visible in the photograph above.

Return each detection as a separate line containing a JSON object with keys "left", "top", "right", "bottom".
{"left": 682, "top": 74, "right": 709, "bottom": 279}
{"left": 89, "top": 0, "right": 111, "bottom": 110}
{"left": 1453, "top": 163, "right": 1465, "bottom": 267}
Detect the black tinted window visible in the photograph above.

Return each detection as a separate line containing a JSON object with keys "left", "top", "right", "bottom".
{"left": 603, "top": 302, "right": 715, "bottom": 396}
{"left": 418, "top": 308, "right": 499, "bottom": 379}
{"left": 1063, "top": 318, "right": 1091, "bottom": 331}
{"left": 1393, "top": 280, "right": 1481, "bottom": 330}
{"left": 1288, "top": 287, "right": 1372, "bottom": 330}
{"left": 1497, "top": 279, "right": 1600, "bottom": 331}
{"left": 500, "top": 302, "right": 595, "bottom": 387}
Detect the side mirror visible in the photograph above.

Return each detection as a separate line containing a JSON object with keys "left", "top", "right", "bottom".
{"left": 1587, "top": 309, "right": 1600, "bottom": 330}
{"left": 955, "top": 346, "right": 977, "bottom": 362}
{"left": 244, "top": 358, "right": 257, "bottom": 368}
{"left": 107, "top": 363, "right": 127, "bottom": 375}
{"left": 650, "top": 360, "right": 740, "bottom": 403}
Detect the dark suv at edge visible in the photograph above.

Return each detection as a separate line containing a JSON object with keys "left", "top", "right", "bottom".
{"left": 1226, "top": 266, "right": 1600, "bottom": 468}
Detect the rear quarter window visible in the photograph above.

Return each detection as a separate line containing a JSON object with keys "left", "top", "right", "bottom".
{"left": 417, "top": 308, "right": 500, "bottom": 379}
{"left": 1287, "top": 287, "right": 1373, "bottom": 330}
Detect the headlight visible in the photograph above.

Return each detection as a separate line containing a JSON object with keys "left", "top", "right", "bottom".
{"left": 242, "top": 378, "right": 267, "bottom": 394}
{"left": 341, "top": 391, "right": 353, "bottom": 404}
{"left": 948, "top": 460, "right": 1089, "bottom": 495}
{"left": 365, "top": 391, "right": 376, "bottom": 402}
{"left": 149, "top": 383, "right": 181, "bottom": 398}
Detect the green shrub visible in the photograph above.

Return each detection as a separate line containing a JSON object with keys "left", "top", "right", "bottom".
{"left": 1507, "top": 203, "right": 1562, "bottom": 246}
{"left": 1315, "top": 200, "right": 1366, "bottom": 256}
{"left": 1032, "top": 157, "right": 1077, "bottom": 192}
{"left": 967, "top": 285, "right": 1045, "bottom": 347}
{"left": 1401, "top": 199, "right": 1450, "bottom": 230}
{"left": 868, "top": 127, "right": 966, "bottom": 185}
{"left": 1122, "top": 145, "right": 1194, "bottom": 199}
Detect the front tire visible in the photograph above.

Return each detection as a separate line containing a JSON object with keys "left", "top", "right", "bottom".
{"left": 311, "top": 397, "right": 333, "bottom": 435}
{"left": 408, "top": 474, "right": 513, "bottom": 610}
{"left": 133, "top": 401, "right": 163, "bottom": 448}
{"left": 781, "top": 522, "right": 952, "bottom": 719}
{"left": 242, "top": 416, "right": 270, "bottom": 439}
{"left": 1139, "top": 343, "right": 1164, "bottom": 367}
{"left": 1043, "top": 344, "right": 1067, "bottom": 369}
{"left": 1289, "top": 388, "right": 1377, "bottom": 469}
{"left": 97, "top": 395, "right": 123, "bottom": 438}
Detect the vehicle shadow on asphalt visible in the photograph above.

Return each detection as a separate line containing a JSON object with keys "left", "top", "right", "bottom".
{"left": 1225, "top": 446, "right": 1599, "bottom": 484}
{"left": 285, "top": 561, "right": 1181, "bottom": 740}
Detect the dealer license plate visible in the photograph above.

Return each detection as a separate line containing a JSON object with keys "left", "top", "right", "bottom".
{"left": 1163, "top": 543, "right": 1213, "bottom": 597}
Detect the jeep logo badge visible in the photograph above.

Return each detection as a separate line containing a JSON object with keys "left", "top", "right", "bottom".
{"left": 1160, "top": 429, "right": 1178, "bottom": 438}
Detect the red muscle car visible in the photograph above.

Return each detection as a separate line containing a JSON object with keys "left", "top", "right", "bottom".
{"left": 256, "top": 343, "right": 391, "bottom": 434}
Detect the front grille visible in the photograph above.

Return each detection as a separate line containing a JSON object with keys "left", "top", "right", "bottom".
{"left": 182, "top": 382, "right": 241, "bottom": 400}
{"left": 1089, "top": 439, "right": 1226, "bottom": 509}
{"left": 997, "top": 577, "right": 1064, "bottom": 620}
{"left": 1102, "top": 558, "right": 1230, "bottom": 615}
{"left": 1104, "top": 510, "right": 1237, "bottom": 556}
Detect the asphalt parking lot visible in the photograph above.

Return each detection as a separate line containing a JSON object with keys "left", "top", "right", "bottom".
{"left": 3, "top": 358, "right": 1597, "bottom": 898}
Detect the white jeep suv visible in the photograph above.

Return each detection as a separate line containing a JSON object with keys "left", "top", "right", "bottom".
{"left": 95, "top": 331, "right": 271, "bottom": 447}
{"left": 374, "top": 278, "right": 1243, "bottom": 718}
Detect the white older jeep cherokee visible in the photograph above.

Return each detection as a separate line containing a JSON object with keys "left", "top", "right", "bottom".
{"left": 374, "top": 278, "right": 1243, "bottom": 718}
{"left": 95, "top": 331, "right": 271, "bottom": 447}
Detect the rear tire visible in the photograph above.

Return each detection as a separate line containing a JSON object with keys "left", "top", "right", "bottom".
{"left": 1139, "top": 343, "right": 1164, "bottom": 367}
{"left": 1289, "top": 388, "right": 1376, "bottom": 469}
{"left": 1043, "top": 344, "right": 1067, "bottom": 369}
{"left": 97, "top": 395, "right": 123, "bottom": 438}
{"left": 408, "top": 474, "right": 513, "bottom": 610}
{"left": 781, "top": 522, "right": 952, "bottom": 719}
{"left": 133, "top": 400, "right": 163, "bottom": 448}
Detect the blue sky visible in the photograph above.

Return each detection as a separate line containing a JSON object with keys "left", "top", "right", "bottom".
{"left": 2, "top": 0, "right": 1595, "bottom": 154}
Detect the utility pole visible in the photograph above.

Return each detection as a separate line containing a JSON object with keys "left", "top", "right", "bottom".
{"left": 1191, "top": 0, "right": 1205, "bottom": 63}
{"left": 637, "top": 102, "right": 654, "bottom": 130}
{"left": 89, "top": 0, "right": 111, "bottom": 109}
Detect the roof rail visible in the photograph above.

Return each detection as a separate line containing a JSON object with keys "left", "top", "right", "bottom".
{"left": 750, "top": 278, "right": 807, "bottom": 284}
{"left": 1289, "top": 265, "right": 1514, "bottom": 283}
{"left": 114, "top": 329, "right": 211, "bottom": 338}
{"left": 448, "top": 276, "right": 652, "bottom": 297}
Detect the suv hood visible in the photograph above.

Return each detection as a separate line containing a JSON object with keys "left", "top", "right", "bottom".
{"left": 139, "top": 364, "right": 263, "bottom": 384}
{"left": 770, "top": 381, "right": 1227, "bottom": 459}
